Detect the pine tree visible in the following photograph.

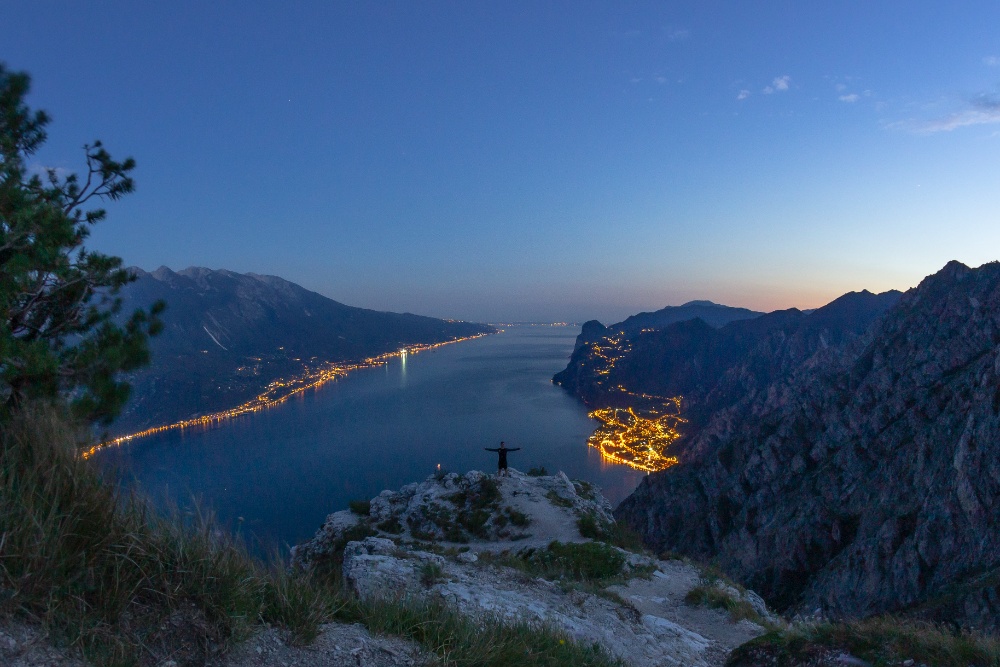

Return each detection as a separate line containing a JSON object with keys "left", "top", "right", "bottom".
{"left": 0, "top": 64, "right": 163, "bottom": 425}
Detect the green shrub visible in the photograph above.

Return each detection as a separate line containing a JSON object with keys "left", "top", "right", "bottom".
{"left": 336, "top": 595, "right": 625, "bottom": 667}
{"left": 419, "top": 562, "right": 444, "bottom": 587}
{"left": 572, "top": 480, "right": 596, "bottom": 500}
{"left": 0, "top": 403, "right": 637, "bottom": 667}
{"left": 513, "top": 541, "right": 627, "bottom": 582}
{"left": 576, "top": 512, "right": 646, "bottom": 553}
{"left": 527, "top": 466, "right": 549, "bottom": 477}
{"left": 348, "top": 499, "right": 371, "bottom": 516}
{"left": 728, "top": 617, "right": 1000, "bottom": 667}
{"left": 546, "top": 490, "right": 574, "bottom": 508}
{"left": 508, "top": 508, "right": 531, "bottom": 527}
{"left": 377, "top": 516, "right": 404, "bottom": 534}
{"left": 0, "top": 403, "right": 333, "bottom": 663}
{"left": 602, "top": 523, "right": 646, "bottom": 553}
{"left": 684, "top": 585, "right": 762, "bottom": 624}
{"left": 577, "top": 512, "right": 603, "bottom": 539}
{"left": 476, "top": 478, "right": 502, "bottom": 508}
{"left": 444, "top": 524, "right": 469, "bottom": 543}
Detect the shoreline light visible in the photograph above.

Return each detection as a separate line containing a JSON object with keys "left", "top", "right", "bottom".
{"left": 83, "top": 333, "right": 490, "bottom": 459}
{"left": 586, "top": 397, "right": 685, "bottom": 473}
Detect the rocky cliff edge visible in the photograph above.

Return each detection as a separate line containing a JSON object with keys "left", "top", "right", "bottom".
{"left": 291, "top": 469, "right": 778, "bottom": 667}
{"left": 616, "top": 260, "right": 1000, "bottom": 632}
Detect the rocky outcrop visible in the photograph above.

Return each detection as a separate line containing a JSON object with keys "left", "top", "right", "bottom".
{"left": 616, "top": 261, "right": 1000, "bottom": 632}
{"left": 291, "top": 469, "right": 612, "bottom": 565}
{"left": 293, "top": 470, "right": 776, "bottom": 667}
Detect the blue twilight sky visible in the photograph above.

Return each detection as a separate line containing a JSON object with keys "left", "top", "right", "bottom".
{"left": 5, "top": 2, "right": 1000, "bottom": 323}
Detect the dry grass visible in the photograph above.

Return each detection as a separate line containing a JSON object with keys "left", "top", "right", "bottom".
{"left": 684, "top": 584, "right": 766, "bottom": 625}
{"left": 576, "top": 512, "right": 647, "bottom": 553}
{"left": 729, "top": 617, "right": 1000, "bottom": 667}
{"left": 0, "top": 402, "right": 334, "bottom": 664}
{"left": 0, "top": 403, "right": 627, "bottom": 667}
{"left": 337, "top": 595, "right": 625, "bottom": 667}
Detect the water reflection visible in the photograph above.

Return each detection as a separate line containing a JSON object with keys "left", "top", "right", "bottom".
{"left": 96, "top": 326, "right": 645, "bottom": 552}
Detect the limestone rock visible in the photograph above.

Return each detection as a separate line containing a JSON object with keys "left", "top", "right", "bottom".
{"left": 616, "top": 260, "right": 1000, "bottom": 631}
{"left": 293, "top": 470, "right": 775, "bottom": 666}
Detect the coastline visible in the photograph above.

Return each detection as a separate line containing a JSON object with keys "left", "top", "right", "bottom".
{"left": 83, "top": 332, "right": 494, "bottom": 458}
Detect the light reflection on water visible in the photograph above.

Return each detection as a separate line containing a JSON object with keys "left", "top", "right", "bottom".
{"left": 95, "top": 326, "right": 646, "bottom": 552}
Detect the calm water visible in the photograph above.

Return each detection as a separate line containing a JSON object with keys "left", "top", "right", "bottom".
{"left": 97, "top": 325, "right": 646, "bottom": 551}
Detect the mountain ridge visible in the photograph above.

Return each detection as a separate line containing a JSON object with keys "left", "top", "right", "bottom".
{"left": 113, "top": 266, "right": 494, "bottom": 433}
{"left": 614, "top": 260, "right": 1000, "bottom": 631}
{"left": 553, "top": 289, "right": 902, "bottom": 435}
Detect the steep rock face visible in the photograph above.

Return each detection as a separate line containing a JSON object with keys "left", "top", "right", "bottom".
{"left": 554, "top": 291, "right": 901, "bottom": 440}
{"left": 114, "top": 267, "right": 493, "bottom": 431}
{"left": 616, "top": 261, "right": 1000, "bottom": 631}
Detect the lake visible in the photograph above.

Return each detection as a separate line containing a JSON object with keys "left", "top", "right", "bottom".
{"left": 96, "top": 325, "right": 646, "bottom": 551}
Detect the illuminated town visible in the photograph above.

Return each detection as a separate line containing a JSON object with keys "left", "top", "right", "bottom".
{"left": 587, "top": 397, "right": 685, "bottom": 473}
{"left": 82, "top": 333, "right": 490, "bottom": 459}
{"left": 580, "top": 334, "right": 686, "bottom": 472}
{"left": 87, "top": 327, "right": 685, "bottom": 474}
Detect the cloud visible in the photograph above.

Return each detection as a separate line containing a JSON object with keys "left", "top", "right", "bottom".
{"left": 835, "top": 83, "right": 847, "bottom": 92}
{"left": 737, "top": 89, "right": 751, "bottom": 101}
{"left": 665, "top": 27, "right": 689, "bottom": 41}
{"left": 655, "top": 76, "right": 667, "bottom": 84}
{"left": 763, "top": 75, "right": 790, "bottom": 94}
{"left": 984, "top": 55, "right": 1000, "bottom": 66}
{"left": 892, "top": 95, "right": 1000, "bottom": 133}
{"left": 839, "top": 94, "right": 860, "bottom": 103}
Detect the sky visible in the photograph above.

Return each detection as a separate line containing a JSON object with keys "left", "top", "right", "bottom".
{"left": 6, "top": 2, "right": 1000, "bottom": 323}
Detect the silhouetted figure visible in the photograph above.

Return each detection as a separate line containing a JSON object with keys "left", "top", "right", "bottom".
{"left": 485, "top": 441, "right": 520, "bottom": 476}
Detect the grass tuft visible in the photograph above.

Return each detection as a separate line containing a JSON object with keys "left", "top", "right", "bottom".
{"left": 0, "top": 402, "right": 332, "bottom": 663}
{"left": 485, "top": 541, "right": 627, "bottom": 584}
{"left": 419, "top": 561, "right": 444, "bottom": 588}
{"left": 684, "top": 584, "right": 764, "bottom": 625}
{"left": 546, "top": 490, "right": 575, "bottom": 508}
{"left": 336, "top": 595, "right": 625, "bottom": 667}
{"left": 576, "top": 512, "right": 646, "bottom": 553}
{"left": 348, "top": 499, "right": 371, "bottom": 516}
{"left": 729, "top": 617, "right": 1000, "bottom": 667}
{"left": 0, "top": 403, "right": 630, "bottom": 667}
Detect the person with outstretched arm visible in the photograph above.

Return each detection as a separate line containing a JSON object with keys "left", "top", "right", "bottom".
{"left": 485, "top": 441, "right": 520, "bottom": 476}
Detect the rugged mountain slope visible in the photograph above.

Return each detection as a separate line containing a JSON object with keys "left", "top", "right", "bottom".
{"left": 292, "top": 469, "right": 774, "bottom": 667}
{"left": 114, "top": 267, "right": 493, "bottom": 432}
{"left": 554, "top": 290, "right": 900, "bottom": 435}
{"left": 567, "top": 301, "right": 763, "bottom": 355}
{"left": 616, "top": 261, "right": 1000, "bottom": 631}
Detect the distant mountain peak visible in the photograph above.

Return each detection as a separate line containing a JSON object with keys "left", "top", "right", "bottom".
{"left": 150, "top": 265, "right": 177, "bottom": 280}
{"left": 612, "top": 300, "right": 763, "bottom": 333}
{"left": 113, "top": 267, "right": 494, "bottom": 433}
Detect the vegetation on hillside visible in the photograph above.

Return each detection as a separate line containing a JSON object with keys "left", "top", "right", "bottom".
{"left": 0, "top": 64, "right": 163, "bottom": 425}
{"left": 0, "top": 64, "right": 624, "bottom": 667}
{"left": 728, "top": 617, "right": 1000, "bottom": 667}
{"left": 3, "top": 62, "right": 998, "bottom": 667}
